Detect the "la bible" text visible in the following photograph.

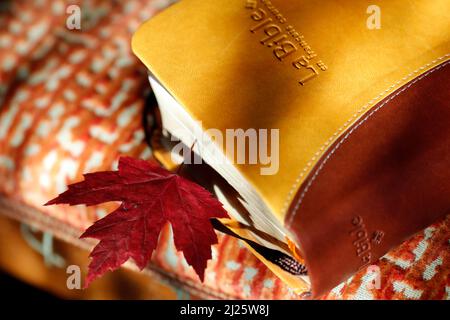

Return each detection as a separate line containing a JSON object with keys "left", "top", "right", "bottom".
{"left": 246, "top": 1, "right": 328, "bottom": 85}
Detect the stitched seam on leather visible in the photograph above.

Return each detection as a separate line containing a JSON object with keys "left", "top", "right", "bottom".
{"left": 286, "top": 59, "right": 450, "bottom": 225}
{"left": 283, "top": 54, "right": 450, "bottom": 220}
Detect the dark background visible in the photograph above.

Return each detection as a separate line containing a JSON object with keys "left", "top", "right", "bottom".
{"left": 0, "top": 269, "right": 57, "bottom": 300}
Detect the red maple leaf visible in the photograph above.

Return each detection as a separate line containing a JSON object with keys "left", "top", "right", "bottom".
{"left": 45, "top": 157, "right": 228, "bottom": 287}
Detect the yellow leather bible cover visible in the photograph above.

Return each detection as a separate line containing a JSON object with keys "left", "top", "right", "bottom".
{"left": 133, "top": 0, "right": 450, "bottom": 296}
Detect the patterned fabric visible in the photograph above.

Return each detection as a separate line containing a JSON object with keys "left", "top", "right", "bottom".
{"left": 0, "top": 0, "right": 448, "bottom": 300}
{"left": 323, "top": 217, "right": 449, "bottom": 300}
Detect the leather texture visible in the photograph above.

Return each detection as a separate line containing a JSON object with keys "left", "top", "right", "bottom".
{"left": 0, "top": 0, "right": 448, "bottom": 300}
{"left": 133, "top": 0, "right": 450, "bottom": 220}
{"left": 132, "top": 0, "right": 450, "bottom": 295}
{"left": 287, "top": 61, "right": 450, "bottom": 297}
{"left": 0, "top": 0, "right": 298, "bottom": 300}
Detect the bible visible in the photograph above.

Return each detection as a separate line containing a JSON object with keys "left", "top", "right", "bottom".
{"left": 132, "top": 0, "right": 450, "bottom": 297}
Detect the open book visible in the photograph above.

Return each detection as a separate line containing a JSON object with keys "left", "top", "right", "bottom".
{"left": 133, "top": 0, "right": 450, "bottom": 297}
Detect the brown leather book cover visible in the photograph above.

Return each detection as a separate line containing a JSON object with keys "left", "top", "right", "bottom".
{"left": 133, "top": 0, "right": 450, "bottom": 296}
